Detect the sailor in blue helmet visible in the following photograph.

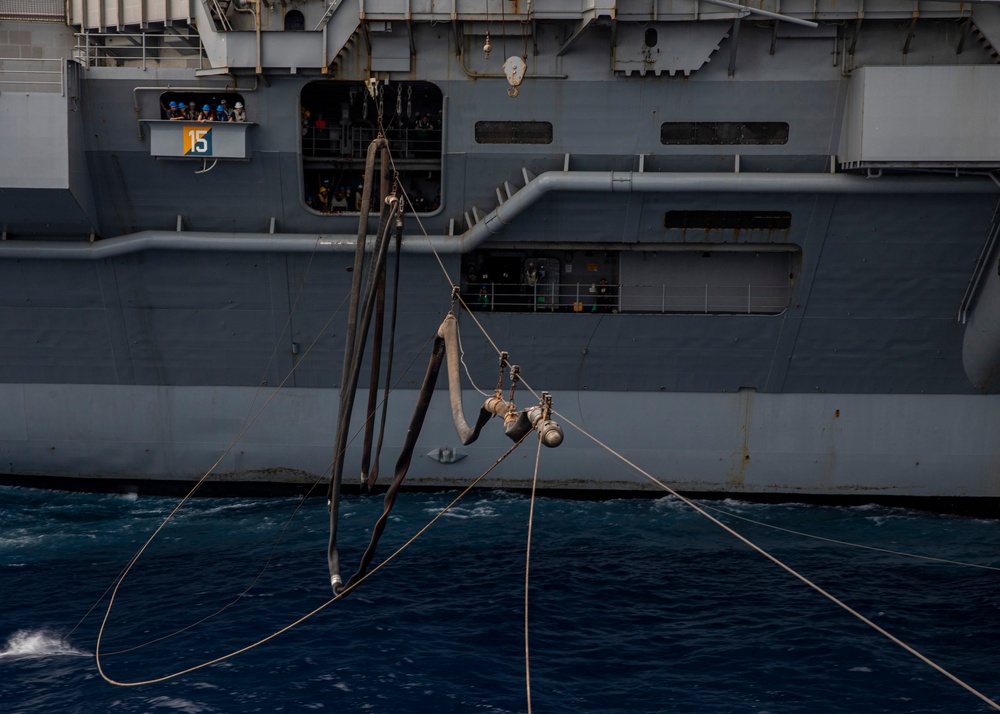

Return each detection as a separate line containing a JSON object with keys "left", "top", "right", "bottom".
{"left": 215, "top": 104, "right": 228, "bottom": 122}
{"left": 165, "top": 100, "right": 181, "bottom": 120}
{"left": 198, "top": 104, "right": 213, "bottom": 121}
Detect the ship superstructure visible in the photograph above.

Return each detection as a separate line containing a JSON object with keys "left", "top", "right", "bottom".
{"left": 2, "top": 0, "right": 1000, "bottom": 508}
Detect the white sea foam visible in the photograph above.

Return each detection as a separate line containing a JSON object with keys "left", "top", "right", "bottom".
{"left": 0, "top": 533, "right": 47, "bottom": 549}
{"left": 0, "top": 629, "right": 88, "bottom": 658}
{"left": 426, "top": 504, "right": 498, "bottom": 519}
{"left": 145, "top": 696, "right": 210, "bottom": 713}
{"left": 196, "top": 502, "right": 263, "bottom": 516}
{"left": 651, "top": 495, "right": 688, "bottom": 512}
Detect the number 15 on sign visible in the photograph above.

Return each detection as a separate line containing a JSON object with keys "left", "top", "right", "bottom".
{"left": 184, "top": 126, "right": 213, "bottom": 156}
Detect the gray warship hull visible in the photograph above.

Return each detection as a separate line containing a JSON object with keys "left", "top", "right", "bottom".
{"left": 3, "top": 1, "right": 1000, "bottom": 508}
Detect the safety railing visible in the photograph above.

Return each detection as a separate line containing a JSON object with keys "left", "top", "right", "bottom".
{"left": 464, "top": 282, "right": 792, "bottom": 315}
{"left": 621, "top": 283, "right": 791, "bottom": 314}
{"left": 0, "top": 57, "right": 65, "bottom": 95}
{"left": 302, "top": 125, "right": 442, "bottom": 160}
{"left": 73, "top": 32, "right": 206, "bottom": 70}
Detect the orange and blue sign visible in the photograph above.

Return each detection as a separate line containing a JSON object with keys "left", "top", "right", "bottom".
{"left": 183, "top": 126, "right": 213, "bottom": 156}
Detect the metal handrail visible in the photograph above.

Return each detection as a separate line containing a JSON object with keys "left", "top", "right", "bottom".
{"left": 209, "top": 0, "right": 233, "bottom": 31}
{"left": 464, "top": 282, "right": 792, "bottom": 315}
{"left": 302, "top": 125, "right": 442, "bottom": 160}
{"left": 0, "top": 57, "right": 65, "bottom": 95}
{"left": 73, "top": 32, "right": 206, "bottom": 70}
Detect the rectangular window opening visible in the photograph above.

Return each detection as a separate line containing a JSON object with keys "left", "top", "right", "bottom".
{"left": 665, "top": 211, "right": 792, "bottom": 231}
{"left": 660, "top": 122, "right": 789, "bottom": 146}
{"left": 460, "top": 247, "right": 798, "bottom": 316}
{"left": 475, "top": 121, "right": 553, "bottom": 145}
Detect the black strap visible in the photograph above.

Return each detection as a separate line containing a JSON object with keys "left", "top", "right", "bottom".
{"left": 338, "top": 332, "right": 447, "bottom": 594}
{"left": 366, "top": 224, "right": 403, "bottom": 491}
{"left": 327, "top": 193, "right": 397, "bottom": 590}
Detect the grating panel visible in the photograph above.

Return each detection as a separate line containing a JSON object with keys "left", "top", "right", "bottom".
{"left": 0, "top": 0, "right": 64, "bottom": 20}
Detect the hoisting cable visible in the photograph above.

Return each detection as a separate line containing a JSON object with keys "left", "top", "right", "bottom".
{"left": 96, "top": 432, "right": 532, "bottom": 687}
{"left": 549, "top": 411, "right": 1000, "bottom": 712}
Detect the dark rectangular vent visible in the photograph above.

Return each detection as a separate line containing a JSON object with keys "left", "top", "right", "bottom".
{"left": 660, "top": 122, "right": 789, "bottom": 146}
{"left": 475, "top": 121, "right": 553, "bottom": 144}
{"left": 665, "top": 211, "right": 792, "bottom": 230}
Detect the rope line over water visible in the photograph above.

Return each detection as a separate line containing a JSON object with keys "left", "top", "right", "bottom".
{"left": 551, "top": 413, "right": 1000, "bottom": 712}
{"left": 391, "top": 147, "right": 1000, "bottom": 713}
{"left": 93, "top": 139, "right": 546, "bottom": 682}
{"left": 702, "top": 504, "right": 1000, "bottom": 571}
{"left": 89, "top": 137, "right": 998, "bottom": 713}
{"left": 88, "top": 328, "right": 437, "bottom": 659}
{"left": 73, "top": 239, "right": 335, "bottom": 646}
{"left": 95, "top": 434, "right": 532, "bottom": 686}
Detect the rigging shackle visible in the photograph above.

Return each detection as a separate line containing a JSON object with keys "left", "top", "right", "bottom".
{"left": 507, "top": 364, "right": 520, "bottom": 403}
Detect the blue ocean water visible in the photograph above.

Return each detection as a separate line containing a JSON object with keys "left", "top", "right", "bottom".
{"left": 1, "top": 485, "right": 999, "bottom": 713}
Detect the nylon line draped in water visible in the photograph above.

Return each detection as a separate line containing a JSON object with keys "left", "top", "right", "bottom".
{"left": 94, "top": 436, "right": 531, "bottom": 687}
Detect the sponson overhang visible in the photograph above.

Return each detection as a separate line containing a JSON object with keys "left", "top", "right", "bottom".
{"left": 0, "top": 170, "right": 995, "bottom": 254}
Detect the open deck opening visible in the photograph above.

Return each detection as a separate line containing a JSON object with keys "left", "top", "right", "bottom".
{"left": 300, "top": 80, "right": 443, "bottom": 215}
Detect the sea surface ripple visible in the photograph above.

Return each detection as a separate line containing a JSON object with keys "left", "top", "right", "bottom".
{"left": 2, "top": 486, "right": 999, "bottom": 713}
